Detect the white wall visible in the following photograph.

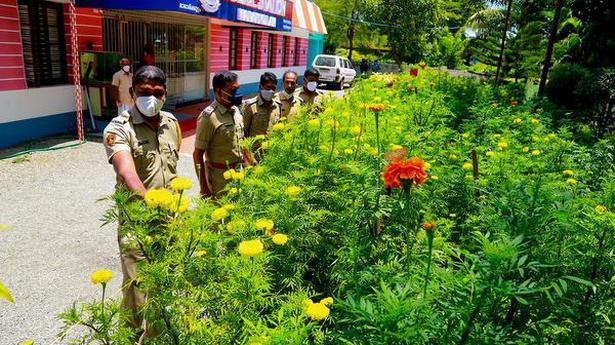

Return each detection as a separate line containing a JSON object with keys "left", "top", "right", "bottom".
{"left": 0, "top": 85, "right": 86, "bottom": 124}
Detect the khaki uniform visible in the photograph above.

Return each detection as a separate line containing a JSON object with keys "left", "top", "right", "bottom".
{"left": 276, "top": 90, "right": 301, "bottom": 122}
{"left": 297, "top": 88, "right": 324, "bottom": 112}
{"left": 103, "top": 108, "right": 181, "bottom": 333}
{"left": 242, "top": 95, "right": 282, "bottom": 137}
{"left": 195, "top": 101, "right": 245, "bottom": 197}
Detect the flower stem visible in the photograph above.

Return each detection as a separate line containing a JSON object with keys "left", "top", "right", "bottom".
{"left": 423, "top": 231, "right": 434, "bottom": 298}
{"left": 374, "top": 110, "right": 381, "bottom": 156}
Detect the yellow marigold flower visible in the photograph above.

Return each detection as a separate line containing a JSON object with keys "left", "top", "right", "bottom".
{"left": 390, "top": 144, "right": 403, "bottom": 151}
{"left": 308, "top": 118, "right": 320, "bottom": 128}
{"left": 169, "top": 177, "right": 193, "bottom": 191}
{"left": 261, "top": 141, "right": 270, "bottom": 149}
{"left": 229, "top": 187, "right": 241, "bottom": 195}
{"left": 254, "top": 134, "right": 266, "bottom": 141}
{"left": 522, "top": 147, "right": 530, "bottom": 153}
{"left": 462, "top": 162, "right": 473, "bottom": 170}
{"left": 566, "top": 178, "right": 578, "bottom": 185}
{"left": 350, "top": 125, "right": 362, "bottom": 136}
{"left": 461, "top": 133, "right": 470, "bottom": 139}
{"left": 272, "top": 233, "right": 288, "bottom": 245}
{"left": 91, "top": 269, "right": 113, "bottom": 285}
{"left": 272, "top": 123, "right": 285, "bottom": 131}
{"left": 144, "top": 189, "right": 173, "bottom": 209}
{"left": 531, "top": 149, "right": 541, "bottom": 156}
{"left": 486, "top": 151, "right": 495, "bottom": 157}
{"left": 253, "top": 166, "right": 265, "bottom": 174}
{"left": 563, "top": 170, "right": 574, "bottom": 176}
{"left": 449, "top": 154, "right": 458, "bottom": 160}
{"left": 286, "top": 186, "right": 302, "bottom": 197}
{"left": 303, "top": 298, "right": 315, "bottom": 309}
{"left": 227, "top": 219, "right": 246, "bottom": 234}
{"left": 423, "top": 162, "right": 432, "bottom": 170}
{"left": 255, "top": 219, "right": 275, "bottom": 234}
{"left": 223, "top": 169, "right": 235, "bottom": 180}
{"left": 237, "top": 239, "right": 264, "bottom": 257}
{"left": 305, "top": 301, "right": 330, "bottom": 320}
{"left": 430, "top": 175, "right": 439, "bottom": 180}
{"left": 497, "top": 142, "right": 508, "bottom": 149}
{"left": 325, "top": 119, "right": 340, "bottom": 128}
{"left": 211, "top": 207, "right": 229, "bottom": 221}
{"left": 168, "top": 194, "right": 189, "bottom": 213}
{"left": 530, "top": 118, "right": 539, "bottom": 124}
{"left": 279, "top": 116, "right": 288, "bottom": 122}
{"left": 222, "top": 204, "right": 236, "bottom": 211}
{"left": 320, "top": 297, "right": 334, "bottom": 305}
{"left": 344, "top": 148, "right": 354, "bottom": 155}
{"left": 513, "top": 118, "right": 522, "bottom": 124}
{"left": 195, "top": 250, "right": 207, "bottom": 257}
{"left": 595, "top": 205, "right": 608, "bottom": 213}
{"left": 232, "top": 170, "right": 245, "bottom": 181}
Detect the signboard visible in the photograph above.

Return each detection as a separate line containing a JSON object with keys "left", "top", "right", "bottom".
{"left": 76, "top": 0, "right": 293, "bottom": 31}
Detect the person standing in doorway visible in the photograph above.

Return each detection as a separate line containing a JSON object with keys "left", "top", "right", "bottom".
{"left": 112, "top": 58, "right": 134, "bottom": 115}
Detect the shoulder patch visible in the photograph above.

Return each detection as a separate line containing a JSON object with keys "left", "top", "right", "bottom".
{"left": 105, "top": 133, "right": 117, "bottom": 145}
{"left": 201, "top": 106, "right": 215, "bottom": 118}
{"left": 245, "top": 96, "right": 259, "bottom": 105}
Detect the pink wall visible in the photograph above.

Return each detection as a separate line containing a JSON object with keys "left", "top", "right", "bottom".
{"left": 0, "top": 0, "right": 25, "bottom": 91}
{"left": 209, "top": 24, "right": 230, "bottom": 72}
{"left": 236, "top": 29, "right": 251, "bottom": 70}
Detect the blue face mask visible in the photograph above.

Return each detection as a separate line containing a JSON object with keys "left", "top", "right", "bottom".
{"left": 222, "top": 89, "right": 243, "bottom": 106}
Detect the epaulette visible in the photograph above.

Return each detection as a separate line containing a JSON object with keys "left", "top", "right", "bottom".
{"left": 161, "top": 110, "right": 177, "bottom": 121}
{"left": 245, "top": 96, "right": 259, "bottom": 106}
{"left": 110, "top": 111, "right": 130, "bottom": 125}
{"left": 201, "top": 105, "right": 216, "bottom": 118}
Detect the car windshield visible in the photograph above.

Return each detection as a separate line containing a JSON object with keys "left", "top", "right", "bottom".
{"left": 315, "top": 56, "right": 336, "bottom": 67}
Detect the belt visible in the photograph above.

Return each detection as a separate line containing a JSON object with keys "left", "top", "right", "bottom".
{"left": 207, "top": 161, "right": 242, "bottom": 170}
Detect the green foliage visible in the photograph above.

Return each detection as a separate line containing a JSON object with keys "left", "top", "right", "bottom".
{"left": 61, "top": 71, "right": 615, "bottom": 344}
{"left": 427, "top": 29, "right": 467, "bottom": 69}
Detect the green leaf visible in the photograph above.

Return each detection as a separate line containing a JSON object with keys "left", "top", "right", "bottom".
{"left": 0, "top": 280, "right": 14, "bottom": 303}
{"left": 563, "top": 275, "right": 595, "bottom": 288}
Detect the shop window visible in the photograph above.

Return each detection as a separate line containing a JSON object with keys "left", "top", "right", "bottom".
{"left": 250, "top": 32, "right": 258, "bottom": 69}
{"left": 18, "top": 0, "right": 67, "bottom": 87}
{"left": 294, "top": 38, "right": 300, "bottom": 66}
{"left": 267, "top": 34, "right": 274, "bottom": 68}
{"left": 229, "top": 29, "right": 239, "bottom": 70}
{"left": 282, "top": 36, "right": 288, "bottom": 67}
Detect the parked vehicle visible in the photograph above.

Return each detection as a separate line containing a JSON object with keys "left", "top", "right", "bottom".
{"left": 312, "top": 54, "right": 357, "bottom": 90}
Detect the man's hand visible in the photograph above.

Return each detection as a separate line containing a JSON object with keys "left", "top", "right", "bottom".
{"left": 111, "top": 151, "right": 146, "bottom": 196}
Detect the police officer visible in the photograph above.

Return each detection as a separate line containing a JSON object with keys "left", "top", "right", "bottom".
{"left": 276, "top": 70, "right": 301, "bottom": 121}
{"left": 297, "top": 68, "right": 323, "bottom": 111}
{"left": 242, "top": 72, "right": 281, "bottom": 137}
{"left": 103, "top": 66, "right": 181, "bottom": 336}
{"left": 193, "top": 72, "right": 246, "bottom": 198}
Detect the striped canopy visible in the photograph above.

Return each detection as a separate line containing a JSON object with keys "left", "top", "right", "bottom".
{"left": 292, "top": 0, "right": 327, "bottom": 34}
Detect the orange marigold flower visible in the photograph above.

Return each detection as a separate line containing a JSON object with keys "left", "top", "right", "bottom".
{"left": 421, "top": 221, "right": 435, "bottom": 231}
{"left": 366, "top": 104, "right": 386, "bottom": 111}
{"left": 382, "top": 156, "right": 427, "bottom": 189}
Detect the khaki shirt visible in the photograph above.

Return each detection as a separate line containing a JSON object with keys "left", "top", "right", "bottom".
{"left": 276, "top": 91, "right": 301, "bottom": 121}
{"left": 242, "top": 95, "right": 281, "bottom": 137}
{"left": 112, "top": 71, "right": 134, "bottom": 106}
{"left": 103, "top": 108, "right": 180, "bottom": 190}
{"left": 195, "top": 101, "right": 245, "bottom": 164}
{"left": 297, "top": 88, "right": 323, "bottom": 111}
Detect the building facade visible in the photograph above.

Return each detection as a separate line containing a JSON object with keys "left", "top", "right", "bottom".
{"left": 0, "top": 0, "right": 326, "bottom": 149}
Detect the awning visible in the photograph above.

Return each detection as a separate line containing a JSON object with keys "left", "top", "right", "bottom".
{"left": 75, "top": 0, "right": 293, "bottom": 31}
{"left": 292, "top": 0, "right": 327, "bottom": 34}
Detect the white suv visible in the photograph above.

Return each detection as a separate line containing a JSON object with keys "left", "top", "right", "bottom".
{"left": 312, "top": 54, "right": 357, "bottom": 90}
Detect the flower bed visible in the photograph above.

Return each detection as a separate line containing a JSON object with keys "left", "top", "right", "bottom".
{"left": 61, "top": 71, "right": 615, "bottom": 344}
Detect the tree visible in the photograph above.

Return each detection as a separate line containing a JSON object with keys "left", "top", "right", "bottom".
{"left": 538, "top": 0, "right": 564, "bottom": 96}
{"left": 374, "top": 0, "right": 440, "bottom": 65}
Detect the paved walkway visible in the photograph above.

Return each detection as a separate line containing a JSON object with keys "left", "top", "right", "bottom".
{"left": 0, "top": 138, "right": 198, "bottom": 344}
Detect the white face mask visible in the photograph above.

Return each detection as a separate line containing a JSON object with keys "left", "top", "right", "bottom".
{"left": 121, "top": 65, "right": 131, "bottom": 73}
{"left": 260, "top": 89, "right": 275, "bottom": 102}
{"left": 306, "top": 81, "right": 318, "bottom": 92}
{"left": 135, "top": 95, "right": 164, "bottom": 117}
